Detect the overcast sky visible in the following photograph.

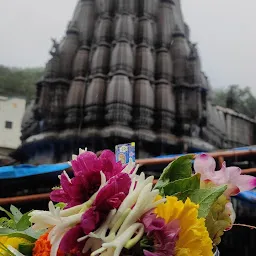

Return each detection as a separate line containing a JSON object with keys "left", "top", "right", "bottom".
{"left": 0, "top": 0, "right": 255, "bottom": 94}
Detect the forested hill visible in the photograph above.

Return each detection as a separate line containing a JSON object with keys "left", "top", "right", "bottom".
{"left": 0, "top": 65, "right": 43, "bottom": 103}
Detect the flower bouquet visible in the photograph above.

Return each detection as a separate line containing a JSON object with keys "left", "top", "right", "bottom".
{"left": 1, "top": 149, "right": 256, "bottom": 256}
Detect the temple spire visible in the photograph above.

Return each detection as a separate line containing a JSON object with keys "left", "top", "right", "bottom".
{"left": 17, "top": 0, "right": 252, "bottom": 164}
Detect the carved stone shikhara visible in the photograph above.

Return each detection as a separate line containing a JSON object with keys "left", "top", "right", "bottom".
{"left": 18, "top": 0, "right": 255, "bottom": 163}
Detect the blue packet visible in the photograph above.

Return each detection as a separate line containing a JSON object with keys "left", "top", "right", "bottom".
{"left": 115, "top": 142, "right": 136, "bottom": 164}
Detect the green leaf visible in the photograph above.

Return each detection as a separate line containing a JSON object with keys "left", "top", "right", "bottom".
{"left": 162, "top": 174, "right": 200, "bottom": 197}
{"left": 0, "top": 224, "right": 41, "bottom": 241}
{"left": 189, "top": 185, "right": 227, "bottom": 218}
{"left": 0, "top": 217, "right": 16, "bottom": 230}
{"left": 0, "top": 227, "right": 42, "bottom": 242}
{"left": 5, "top": 233, "right": 37, "bottom": 243}
{"left": 0, "top": 231, "right": 36, "bottom": 243}
{"left": 155, "top": 155, "right": 194, "bottom": 191}
{"left": 0, "top": 217, "right": 10, "bottom": 227}
{"left": 0, "top": 228, "right": 15, "bottom": 235}
{"left": 23, "top": 227, "right": 45, "bottom": 240}
{"left": 10, "top": 206, "right": 22, "bottom": 222}
{"left": 173, "top": 189, "right": 195, "bottom": 201}
{"left": 16, "top": 213, "right": 31, "bottom": 231}
{"left": 205, "top": 195, "right": 232, "bottom": 246}
{"left": 55, "top": 202, "right": 66, "bottom": 209}
{"left": 0, "top": 207, "right": 13, "bottom": 220}
{"left": 18, "top": 243, "right": 34, "bottom": 256}
{"left": 140, "top": 235, "right": 154, "bottom": 250}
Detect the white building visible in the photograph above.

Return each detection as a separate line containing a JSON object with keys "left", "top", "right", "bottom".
{"left": 0, "top": 96, "right": 26, "bottom": 158}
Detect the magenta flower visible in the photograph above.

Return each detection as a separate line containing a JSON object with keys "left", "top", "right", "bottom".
{"left": 141, "top": 211, "right": 180, "bottom": 256}
{"left": 71, "top": 150, "right": 123, "bottom": 180}
{"left": 81, "top": 172, "right": 131, "bottom": 234}
{"left": 57, "top": 173, "right": 131, "bottom": 254}
{"left": 97, "top": 150, "right": 124, "bottom": 180}
{"left": 50, "top": 150, "right": 126, "bottom": 208}
{"left": 50, "top": 171, "right": 101, "bottom": 208}
{"left": 59, "top": 225, "right": 85, "bottom": 255}
{"left": 194, "top": 154, "right": 256, "bottom": 196}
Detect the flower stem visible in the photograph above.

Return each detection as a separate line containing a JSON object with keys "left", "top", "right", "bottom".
{"left": 124, "top": 225, "right": 144, "bottom": 249}
{"left": 232, "top": 223, "right": 256, "bottom": 230}
{"left": 79, "top": 200, "right": 92, "bottom": 214}
{"left": 109, "top": 209, "right": 131, "bottom": 237}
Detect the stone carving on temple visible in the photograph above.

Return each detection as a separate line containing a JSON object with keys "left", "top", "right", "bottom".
{"left": 15, "top": 0, "right": 255, "bottom": 163}
{"left": 49, "top": 38, "right": 60, "bottom": 57}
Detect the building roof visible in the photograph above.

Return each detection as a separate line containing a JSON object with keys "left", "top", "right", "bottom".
{"left": 216, "top": 105, "right": 256, "bottom": 123}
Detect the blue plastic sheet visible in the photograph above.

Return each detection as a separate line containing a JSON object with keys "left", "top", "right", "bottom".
{"left": 236, "top": 190, "right": 256, "bottom": 204}
{"left": 0, "top": 163, "right": 70, "bottom": 179}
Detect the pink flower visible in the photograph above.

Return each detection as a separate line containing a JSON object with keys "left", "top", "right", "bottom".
{"left": 194, "top": 154, "right": 256, "bottom": 196}
{"left": 141, "top": 211, "right": 180, "bottom": 256}
{"left": 50, "top": 150, "right": 126, "bottom": 208}
{"left": 81, "top": 173, "right": 131, "bottom": 234}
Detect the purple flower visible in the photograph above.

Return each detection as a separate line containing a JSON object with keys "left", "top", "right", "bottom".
{"left": 81, "top": 173, "right": 131, "bottom": 234}
{"left": 141, "top": 211, "right": 180, "bottom": 256}
{"left": 141, "top": 211, "right": 165, "bottom": 233}
{"left": 50, "top": 150, "right": 126, "bottom": 208}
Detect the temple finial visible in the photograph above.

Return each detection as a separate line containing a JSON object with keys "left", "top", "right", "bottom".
{"left": 49, "top": 38, "right": 59, "bottom": 56}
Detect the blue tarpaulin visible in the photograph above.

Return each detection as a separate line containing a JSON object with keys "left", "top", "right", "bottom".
{"left": 236, "top": 190, "right": 256, "bottom": 203}
{"left": 1, "top": 162, "right": 254, "bottom": 203}
{"left": 1, "top": 146, "right": 254, "bottom": 179}
{"left": 0, "top": 163, "right": 70, "bottom": 179}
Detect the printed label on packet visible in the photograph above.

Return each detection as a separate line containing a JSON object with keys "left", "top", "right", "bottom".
{"left": 115, "top": 142, "right": 135, "bottom": 164}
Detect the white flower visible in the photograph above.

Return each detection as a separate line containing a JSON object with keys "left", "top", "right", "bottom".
{"left": 109, "top": 172, "right": 153, "bottom": 229}
{"left": 117, "top": 182, "right": 164, "bottom": 235}
{"left": 29, "top": 201, "right": 83, "bottom": 256}
{"left": 91, "top": 223, "right": 144, "bottom": 256}
{"left": 29, "top": 202, "right": 83, "bottom": 230}
{"left": 78, "top": 172, "right": 165, "bottom": 256}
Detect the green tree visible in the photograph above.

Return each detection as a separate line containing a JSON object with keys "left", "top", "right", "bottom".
{"left": 213, "top": 85, "right": 256, "bottom": 119}
{"left": 0, "top": 65, "right": 43, "bottom": 103}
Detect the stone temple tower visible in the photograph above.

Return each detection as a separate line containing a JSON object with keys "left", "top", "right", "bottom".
{"left": 16, "top": 0, "right": 225, "bottom": 163}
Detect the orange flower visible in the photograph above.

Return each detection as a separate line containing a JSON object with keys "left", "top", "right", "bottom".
{"left": 33, "top": 233, "right": 64, "bottom": 256}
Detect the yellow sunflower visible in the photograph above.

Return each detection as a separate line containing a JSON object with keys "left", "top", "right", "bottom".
{"left": 155, "top": 196, "right": 213, "bottom": 256}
